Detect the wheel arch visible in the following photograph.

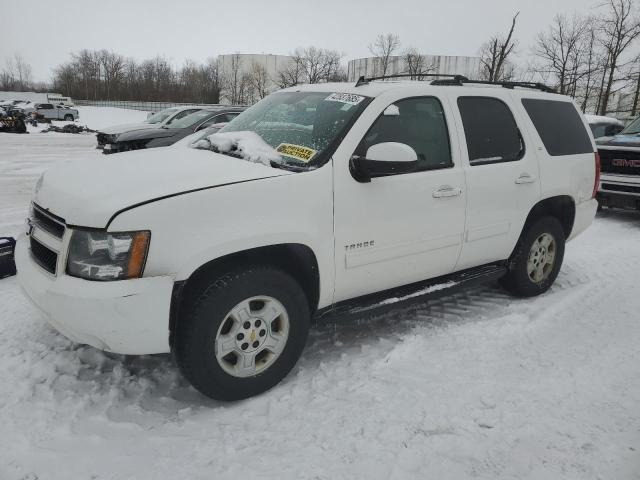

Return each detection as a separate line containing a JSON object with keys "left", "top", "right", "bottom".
{"left": 523, "top": 195, "right": 576, "bottom": 240}
{"left": 169, "top": 243, "right": 320, "bottom": 348}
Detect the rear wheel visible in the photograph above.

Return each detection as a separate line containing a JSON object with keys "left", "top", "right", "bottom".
{"left": 174, "top": 265, "right": 310, "bottom": 401}
{"left": 500, "top": 216, "right": 565, "bottom": 297}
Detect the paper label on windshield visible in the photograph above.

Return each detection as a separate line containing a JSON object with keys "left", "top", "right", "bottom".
{"left": 324, "top": 93, "right": 365, "bottom": 106}
{"left": 276, "top": 143, "right": 317, "bottom": 163}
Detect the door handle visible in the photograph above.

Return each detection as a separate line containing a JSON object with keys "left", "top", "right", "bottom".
{"left": 432, "top": 186, "right": 462, "bottom": 198}
{"left": 515, "top": 173, "right": 536, "bottom": 184}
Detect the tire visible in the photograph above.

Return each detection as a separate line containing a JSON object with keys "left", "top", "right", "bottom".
{"left": 64, "top": 114, "right": 74, "bottom": 121}
{"left": 500, "top": 216, "right": 565, "bottom": 298}
{"left": 174, "top": 265, "right": 310, "bottom": 401}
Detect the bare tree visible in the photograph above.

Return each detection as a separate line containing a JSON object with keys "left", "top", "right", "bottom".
{"left": 221, "top": 53, "right": 248, "bottom": 105}
{"left": 598, "top": 0, "right": 640, "bottom": 115}
{"left": 247, "top": 62, "right": 270, "bottom": 102}
{"left": 13, "top": 54, "right": 32, "bottom": 90}
{"left": 368, "top": 33, "right": 401, "bottom": 77}
{"left": 277, "top": 56, "right": 304, "bottom": 88}
{"left": 534, "top": 14, "right": 589, "bottom": 95}
{"left": 479, "top": 12, "right": 520, "bottom": 82}
{"left": 402, "top": 48, "right": 435, "bottom": 80}
{"left": 280, "top": 47, "right": 343, "bottom": 85}
{"left": 578, "top": 24, "right": 603, "bottom": 112}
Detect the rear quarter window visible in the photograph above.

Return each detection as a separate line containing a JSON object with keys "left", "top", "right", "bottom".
{"left": 521, "top": 99, "right": 593, "bottom": 156}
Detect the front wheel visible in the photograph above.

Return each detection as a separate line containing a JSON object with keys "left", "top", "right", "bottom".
{"left": 500, "top": 216, "right": 565, "bottom": 297}
{"left": 64, "top": 114, "right": 74, "bottom": 121}
{"left": 174, "top": 265, "right": 310, "bottom": 401}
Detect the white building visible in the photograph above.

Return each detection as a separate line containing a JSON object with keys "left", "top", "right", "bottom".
{"left": 347, "top": 55, "right": 482, "bottom": 82}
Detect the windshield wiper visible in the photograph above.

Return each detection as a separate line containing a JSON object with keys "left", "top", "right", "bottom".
{"left": 269, "top": 160, "right": 310, "bottom": 172}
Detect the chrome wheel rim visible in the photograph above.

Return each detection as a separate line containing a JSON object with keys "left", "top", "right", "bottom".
{"left": 527, "top": 233, "right": 557, "bottom": 283}
{"left": 214, "top": 296, "right": 290, "bottom": 378}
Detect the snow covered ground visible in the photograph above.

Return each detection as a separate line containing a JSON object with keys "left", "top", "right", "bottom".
{"left": 1, "top": 125, "right": 639, "bottom": 480}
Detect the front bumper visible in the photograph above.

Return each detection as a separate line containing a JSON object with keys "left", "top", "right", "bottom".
{"left": 15, "top": 234, "right": 173, "bottom": 354}
{"left": 597, "top": 173, "right": 640, "bottom": 210}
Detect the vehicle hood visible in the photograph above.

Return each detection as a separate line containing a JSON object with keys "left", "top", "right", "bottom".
{"left": 116, "top": 127, "right": 183, "bottom": 142}
{"left": 596, "top": 133, "right": 640, "bottom": 148}
{"left": 99, "top": 122, "right": 155, "bottom": 135}
{"left": 34, "top": 147, "right": 290, "bottom": 228}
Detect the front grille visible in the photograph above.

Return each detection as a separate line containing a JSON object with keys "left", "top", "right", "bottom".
{"left": 601, "top": 183, "right": 640, "bottom": 194}
{"left": 32, "top": 204, "right": 65, "bottom": 238}
{"left": 598, "top": 148, "right": 640, "bottom": 175}
{"left": 30, "top": 236, "right": 58, "bottom": 274}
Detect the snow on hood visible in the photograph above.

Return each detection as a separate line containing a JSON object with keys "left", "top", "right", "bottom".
{"left": 193, "top": 131, "right": 282, "bottom": 166}
{"left": 34, "top": 147, "right": 290, "bottom": 228}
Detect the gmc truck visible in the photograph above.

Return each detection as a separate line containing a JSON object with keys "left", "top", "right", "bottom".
{"left": 596, "top": 115, "right": 640, "bottom": 210}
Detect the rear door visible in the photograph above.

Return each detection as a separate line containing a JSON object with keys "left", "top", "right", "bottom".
{"left": 452, "top": 93, "right": 541, "bottom": 270}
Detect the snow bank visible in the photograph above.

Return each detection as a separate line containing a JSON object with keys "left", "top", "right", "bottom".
{"left": 194, "top": 131, "right": 281, "bottom": 166}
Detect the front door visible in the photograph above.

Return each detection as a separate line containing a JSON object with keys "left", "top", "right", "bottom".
{"left": 332, "top": 95, "right": 467, "bottom": 303}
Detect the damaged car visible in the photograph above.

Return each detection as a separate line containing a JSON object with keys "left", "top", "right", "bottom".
{"left": 102, "top": 106, "right": 244, "bottom": 153}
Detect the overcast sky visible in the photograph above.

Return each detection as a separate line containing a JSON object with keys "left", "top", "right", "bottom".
{"left": 4, "top": 0, "right": 603, "bottom": 82}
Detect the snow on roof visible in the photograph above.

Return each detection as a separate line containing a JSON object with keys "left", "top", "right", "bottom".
{"left": 585, "top": 114, "right": 623, "bottom": 125}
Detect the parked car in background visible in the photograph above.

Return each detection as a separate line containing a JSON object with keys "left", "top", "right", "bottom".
{"left": 17, "top": 79, "right": 598, "bottom": 400}
{"left": 585, "top": 114, "right": 625, "bottom": 139}
{"left": 596, "top": 115, "right": 640, "bottom": 210}
{"left": 103, "top": 107, "right": 244, "bottom": 153}
{"left": 33, "top": 103, "right": 79, "bottom": 121}
{"left": 96, "top": 106, "right": 208, "bottom": 150}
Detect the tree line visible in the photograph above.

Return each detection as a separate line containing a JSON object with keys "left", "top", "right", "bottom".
{"left": 2, "top": 0, "right": 639, "bottom": 116}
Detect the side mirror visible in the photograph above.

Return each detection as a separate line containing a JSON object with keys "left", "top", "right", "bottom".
{"left": 350, "top": 142, "right": 418, "bottom": 183}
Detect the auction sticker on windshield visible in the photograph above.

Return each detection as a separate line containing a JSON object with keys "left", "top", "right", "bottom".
{"left": 324, "top": 93, "right": 365, "bottom": 105}
{"left": 276, "top": 143, "right": 317, "bottom": 163}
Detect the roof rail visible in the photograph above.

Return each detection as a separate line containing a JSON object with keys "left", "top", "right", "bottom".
{"left": 355, "top": 73, "right": 555, "bottom": 93}
{"left": 355, "top": 73, "right": 468, "bottom": 87}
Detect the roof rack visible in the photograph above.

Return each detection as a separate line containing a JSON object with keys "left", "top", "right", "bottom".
{"left": 355, "top": 74, "right": 555, "bottom": 93}
{"left": 355, "top": 73, "right": 468, "bottom": 87}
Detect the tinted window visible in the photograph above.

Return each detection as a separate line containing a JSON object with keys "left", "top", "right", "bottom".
{"left": 357, "top": 97, "right": 452, "bottom": 172}
{"left": 522, "top": 99, "right": 592, "bottom": 156}
{"left": 457, "top": 97, "right": 523, "bottom": 165}
{"left": 167, "top": 109, "right": 198, "bottom": 124}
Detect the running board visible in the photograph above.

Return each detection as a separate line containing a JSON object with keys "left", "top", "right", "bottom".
{"left": 315, "top": 263, "right": 507, "bottom": 321}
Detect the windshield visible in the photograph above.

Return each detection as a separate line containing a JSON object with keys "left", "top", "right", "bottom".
{"left": 216, "top": 91, "right": 370, "bottom": 168}
{"left": 147, "top": 108, "right": 178, "bottom": 124}
{"left": 622, "top": 116, "right": 640, "bottom": 135}
{"left": 166, "top": 110, "right": 214, "bottom": 129}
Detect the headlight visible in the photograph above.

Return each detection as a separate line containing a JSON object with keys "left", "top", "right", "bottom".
{"left": 67, "top": 230, "right": 150, "bottom": 281}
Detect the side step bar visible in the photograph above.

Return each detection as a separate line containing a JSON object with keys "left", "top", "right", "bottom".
{"left": 315, "top": 262, "right": 507, "bottom": 321}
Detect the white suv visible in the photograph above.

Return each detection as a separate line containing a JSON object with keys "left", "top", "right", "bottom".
{"left": 16, "top": 78, "right": 599, "bottom": 400}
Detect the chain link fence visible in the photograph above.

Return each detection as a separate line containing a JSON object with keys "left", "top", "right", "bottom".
{"left": 74, "top": 100, "right": 225, "bottom": 112}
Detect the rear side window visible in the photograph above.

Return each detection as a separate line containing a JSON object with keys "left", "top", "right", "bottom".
{"left": 457, "top": 97, "right": 523, "bottom": 165}
{"left": 521, "top": 99, "right": 592, "bottom": 156}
